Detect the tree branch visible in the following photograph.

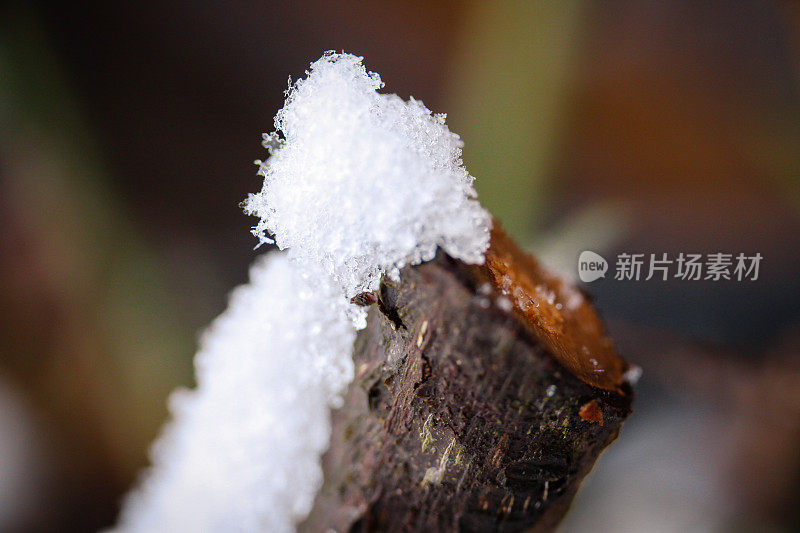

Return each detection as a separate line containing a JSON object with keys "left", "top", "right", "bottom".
{"left": 302, "top": 226, "right": 633, "bottom": 532}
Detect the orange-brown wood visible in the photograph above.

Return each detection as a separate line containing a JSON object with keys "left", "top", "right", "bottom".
{"left": 478, "top": 221, "right": 628, "bottom": 392}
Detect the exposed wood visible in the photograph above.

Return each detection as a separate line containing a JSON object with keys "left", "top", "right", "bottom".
{"left": 302, "top": 225, "right": 633, "bottom": 532}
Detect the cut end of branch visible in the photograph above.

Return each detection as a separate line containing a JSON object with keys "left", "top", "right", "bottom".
{"left": 476, "top": 221, "right": 629, "bottom": 392}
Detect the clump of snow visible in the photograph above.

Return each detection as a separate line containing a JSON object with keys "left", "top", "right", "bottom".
{"left": 116, "top": 51, "right": 490, "bottom": 533}
{"left": 243, "top": 51, "right": 491, "bottom": 300}
{"left": 116, "top": 254, "right": 354, "bottom": 533}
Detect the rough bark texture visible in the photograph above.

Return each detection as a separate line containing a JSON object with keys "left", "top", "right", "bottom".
{"left": 302, "top": 234, "right": 633, "bottom": 532}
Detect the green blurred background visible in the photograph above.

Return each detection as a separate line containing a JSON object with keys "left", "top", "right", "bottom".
{"left": 1, "top": 1, "right": 799, "bottom": 531}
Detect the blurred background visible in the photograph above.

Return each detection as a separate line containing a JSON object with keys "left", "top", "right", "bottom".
{"left": 1, "top": 1, "right": 799, "bottom": 531}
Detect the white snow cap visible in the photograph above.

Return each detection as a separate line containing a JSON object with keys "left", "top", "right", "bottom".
{"left": 116, "top": 51, "right": 490, "bottom": 533}
{"left": 244, "top": 51, "right": 491, "bottom": 298}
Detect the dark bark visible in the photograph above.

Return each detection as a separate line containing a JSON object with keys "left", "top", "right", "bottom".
{"left": 302, "top": 229, "right": 633, "bottom": 532}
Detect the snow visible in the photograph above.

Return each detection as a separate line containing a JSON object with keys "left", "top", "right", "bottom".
{"left": 116, "top": 254, "right": 354, "bottom": 533}
{"left": 243, "top": 51, "right": 491, "bottom": 303}
{"left": 623, "top": 365, "right": 643, "bottom": 386}
{"left": 116, "top": 52, "right": 491, "bottom": 532}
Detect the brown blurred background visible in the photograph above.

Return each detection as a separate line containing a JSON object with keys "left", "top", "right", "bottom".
{"left": 1, "top": 1, "right": 799, "bottom": 531}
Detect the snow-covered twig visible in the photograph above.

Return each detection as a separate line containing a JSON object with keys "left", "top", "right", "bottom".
{"left": 116, "top": 52, "right": 491, "bottom": 533}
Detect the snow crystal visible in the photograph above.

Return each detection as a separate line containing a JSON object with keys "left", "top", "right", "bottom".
{"left": 623, "top": 365, "right": 643, "bottom": 386}
{"left": 496, "top": 296, "right": 513, "bottom": 313}
{"left": 243, "top": 51, "right": 491, "bottom": 300}
{"left": 117, "top": 52, "right": 491, "bottom": 532}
